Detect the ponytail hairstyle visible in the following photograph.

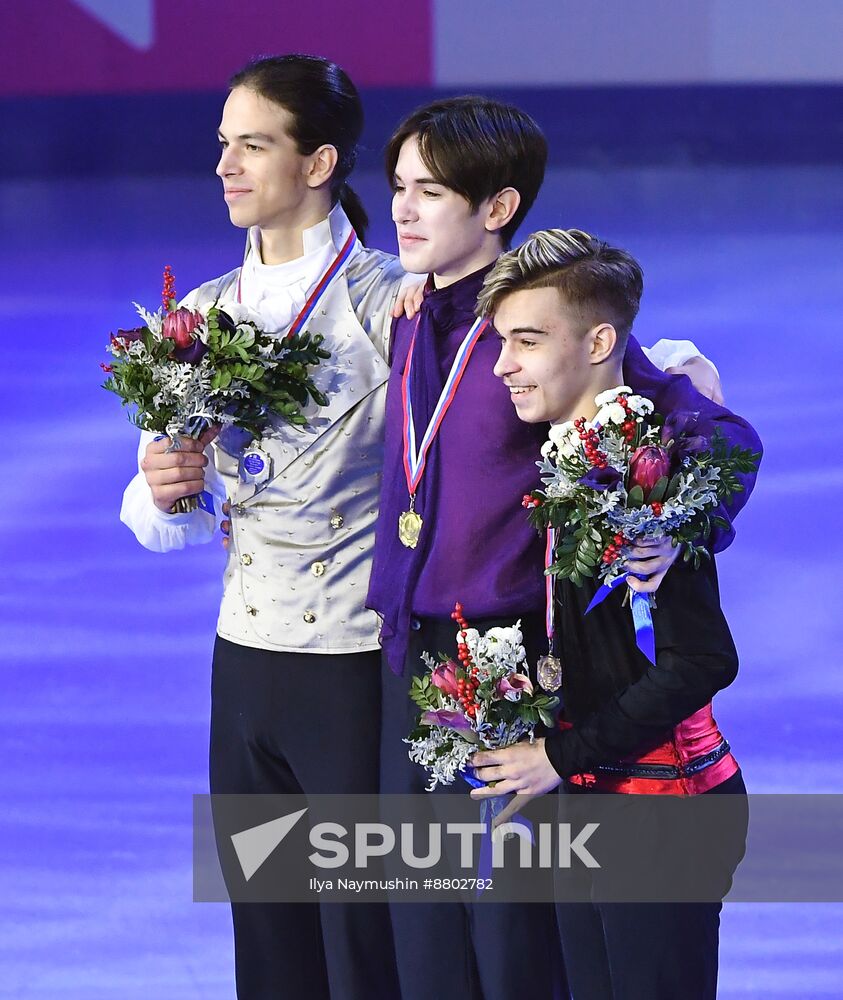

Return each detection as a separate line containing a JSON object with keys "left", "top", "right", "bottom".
{"left": 229, "top": 54, "right": 369, "bottom": 242}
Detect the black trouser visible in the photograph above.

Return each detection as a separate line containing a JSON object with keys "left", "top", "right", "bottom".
{"left": 555, "top": 768, "right": 748, "bottom": 1000}
{"left": 380, "top": 613, "right": 567, "bottom": 1000}
{"left": 210, "top": 635, "right": 401, "bottom": 1000}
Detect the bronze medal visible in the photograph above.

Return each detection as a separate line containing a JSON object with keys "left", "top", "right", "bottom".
{"left": 398, "top": 510, "right": 423, "bottom": 549}
{"left": 537, "top": 653, "right": 562, "bottom": 692}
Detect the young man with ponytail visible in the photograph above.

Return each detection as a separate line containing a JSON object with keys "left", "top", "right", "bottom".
{"left": 120, "top": 55, "right": 404, "bottom": 1000}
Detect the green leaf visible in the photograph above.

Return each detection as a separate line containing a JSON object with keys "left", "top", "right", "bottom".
{"left": 646, "top": 476, "right": 669, "bottom": 504}
{"left": 627, "top": 485, "right": 645, "bottom": 508}
{"left": 666, "top": 473, "right": 682, "bottom": 498}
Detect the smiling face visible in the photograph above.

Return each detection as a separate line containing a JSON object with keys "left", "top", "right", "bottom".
{"left": 391, "top": 134, "right": 506, "bottom": 287}
{"left": 215, "top": 86, "right": 315, "bottom": 233}
{"left": 492, "top": 286, "right": 622, "bottom": 424}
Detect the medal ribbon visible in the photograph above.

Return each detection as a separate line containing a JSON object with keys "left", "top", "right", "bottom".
{"left": 401, "top": 316, "right": 489, "bottom": 494}
{"left": 544, "top": 527, "right": 556, "bottom": 648}
{"left": 236, "top": 230, "right": 358, "bottom": 336}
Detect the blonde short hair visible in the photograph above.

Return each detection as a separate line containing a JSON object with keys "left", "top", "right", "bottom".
{"left": 477, "top": 228, "right": 643, "bottom": 339}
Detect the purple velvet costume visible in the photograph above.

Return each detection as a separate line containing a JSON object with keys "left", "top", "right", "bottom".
{"left": 366, "top": 266, "right": 761, "bottom": 675}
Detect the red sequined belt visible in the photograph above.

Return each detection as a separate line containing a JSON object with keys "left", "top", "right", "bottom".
{"left": 567, "top": 702, "right": 738, "bottom": 796}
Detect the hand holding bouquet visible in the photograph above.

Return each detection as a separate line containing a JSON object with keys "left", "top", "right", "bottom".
{"left": 406, "top": 603, "right": 559, "bottom": 790}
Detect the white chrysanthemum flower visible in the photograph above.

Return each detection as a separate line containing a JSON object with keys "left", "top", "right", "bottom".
{"left": 548, "top": 421, "right": 580, "bottom": 458}
{"left": 486, "top": 625, "right": 522, "bottom": 647}
{"left": 548, "top": 420, "right": 575, "bottom": 445}
{"left": 594, "top": 386, "right": 631, "bottom": 407}
{"left": 595, "top": 402, "right": 627, "bottom": 426}
{"left": 541, "top": 439, "right": 555, "bottom": 458}
{"left": 457, "top": 627, "right": 480, "bottom": 653}
{"left": 625, "top": 394, "right": 655, "bottom": 415}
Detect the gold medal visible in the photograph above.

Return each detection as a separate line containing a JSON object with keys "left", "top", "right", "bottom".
{"left": 400, "top": 318, "right": 487, "bottom": 553}
{"left": 398, "top": 510, "right": 423, "bottom": 548}
{"left": 537, "top": 654, "right": 562, "bottom": 692}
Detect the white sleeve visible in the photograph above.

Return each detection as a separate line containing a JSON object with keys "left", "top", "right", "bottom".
{"left": 642, "top": 338, "right": 720, "bottom": 379}
{"left": 119, "top": 430, "right": 225, "bottom": 552}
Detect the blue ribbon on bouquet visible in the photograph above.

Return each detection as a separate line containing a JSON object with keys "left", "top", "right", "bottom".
{"left": 585, "top": 573, "right": 656, "bottom": 665}
{"left": 462, "top": 770, "right": 533, "bottom": 897}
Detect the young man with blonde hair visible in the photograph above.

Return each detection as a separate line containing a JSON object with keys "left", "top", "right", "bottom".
{"left": 471, "top": 228, "right": 761, "bottom": 999}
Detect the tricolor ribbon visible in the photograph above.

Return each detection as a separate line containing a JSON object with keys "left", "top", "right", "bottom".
{"left": 401, "top": 316, "right": 489, "bottom": 494}
{"left": 544, "top": 527, "right": 556, "bottom": 647}
{"left": 236, "top": 230, "right": 358, "bottom": 337}
{"left": 585, "top": 574, "right": 656, "bottom": 665}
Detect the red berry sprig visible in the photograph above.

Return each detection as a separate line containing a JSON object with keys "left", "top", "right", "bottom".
{"left": 521, "top": 493, "right": 542, "bottom": 509}
{"left": 162, "top": 265, "right": 176, "bottom": 310}
{"left": 601, "top": 532, "right": 628, "bottom": 565}
{"left": 616, "top": 394, "right": 637, "bottom": 444}
{"left": 650, "top": 501, "right": 663, "bottom": 516}
{"left": 450, "top": 602, "right": 480, "bottom": 718}
{"left": 575, "top": 417, "right": 609, "bottom": 468}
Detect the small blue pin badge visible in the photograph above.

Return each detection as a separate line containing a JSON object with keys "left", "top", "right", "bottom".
{"left": 239, "top": 448, "right": 272, "bottom": 486}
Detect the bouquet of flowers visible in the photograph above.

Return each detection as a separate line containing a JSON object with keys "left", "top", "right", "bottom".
{"left": 101, "top": 265, "right": 330, "bottom": 448}
{"left": 406, "top": 603, "right": 559, "bottom": 790}
{"left": 523, "top": 386, "right": 760, "bottom": 586}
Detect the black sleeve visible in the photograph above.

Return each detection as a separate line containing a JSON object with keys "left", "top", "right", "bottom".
{"left": 544, "top": 558, "right": 739, "bottom": 778}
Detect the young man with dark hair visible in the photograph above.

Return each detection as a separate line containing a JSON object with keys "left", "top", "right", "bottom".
{"left": 120, "top": 55, "right": 406, "bottom": 1000}
{"left": 470, "top": 228, "right": 762, "bottom": 999}
{"left": 383, "top": 96, "right": 548, "bottom": 252}
{"left": 368, "top": 99, "right": 707, "bottom": 1000}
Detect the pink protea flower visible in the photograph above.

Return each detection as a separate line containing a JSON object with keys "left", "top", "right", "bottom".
{"left": 628, "top": 445, "right": 671, "bottom": 495}
{"left": 162, "top": 307, "right": 204, "bottom": 350}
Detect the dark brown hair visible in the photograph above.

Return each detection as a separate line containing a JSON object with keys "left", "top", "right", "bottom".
{"left": 230, "top": 54, "right": 368, "bottom": 241}
{"left": 385, "top": 96, "right": 547, "bottom": 247}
